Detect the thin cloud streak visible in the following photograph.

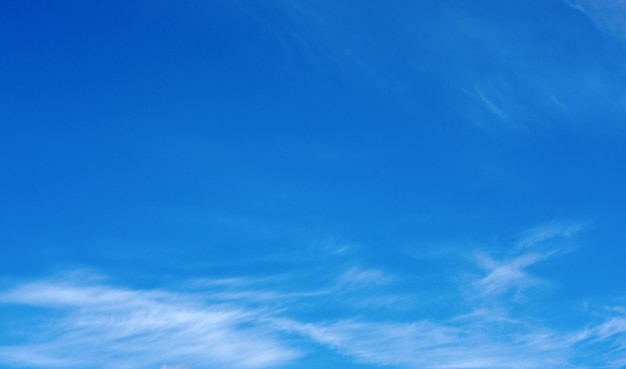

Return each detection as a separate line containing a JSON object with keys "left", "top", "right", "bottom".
{"left": 473, "top": 87, "right": 513, "bottom": 125}
{"left": 518, "top": 222, "right": 585, "bottom": 249}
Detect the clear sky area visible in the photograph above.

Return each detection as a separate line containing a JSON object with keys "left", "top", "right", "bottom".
{"left": 1, "top": 1, "right": 626, "bottom": 368}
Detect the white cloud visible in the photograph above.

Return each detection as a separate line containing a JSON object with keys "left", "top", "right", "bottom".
{"left": 273, "top": 318, "right": 573, "bottom": 369}
{"left": 0, "top": 280, "right": 299, "bottom": 369}
{"left": 272, "top": 309, "right": 626, "bottom": 369}
{"left": 588, "top": 315, "right": 626, "bottom": 344}
{"left": 518, "top": 223, "right": 584, "bottom": 249}
{"left": 1, "top": 223, "right": 624, "bottom": 369}
{"left": 473, "top": 252, "right": 548, "bottom": 296}
{"left": 1, "top": 272, "right": 625, "bottom": 369}
{"left": 471, "top": 223, "right": 584, "bottom": 298}
{"left": 160, "top": 364, "right": 189, "bottom": 369}
{"left": 336, "top": 267, "right": 392, "bottom": 289}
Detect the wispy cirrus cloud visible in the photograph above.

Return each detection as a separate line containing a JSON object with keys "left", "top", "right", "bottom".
{"left": 273, "top": 317, "right": 578, "bottom": 369}
{"left": 518, "top": 222, "right": 585, "bottom": 249}
{"left": 160, "top": 365, "right": 189, "bottom": 369}
{"left": 472, "top": 251, "right": 549, "bottom": 297}
{"left": 1, "top": 223, "right": 625, "bottom": 369}
{"left": 0, "top": 280, "right": 299, "bottom": 369}
{"left": 1, "top": 268, "right": 625, "bottom": 369}
{"left": 270, "top": 297, "right": 626, "bottom": 369}
{"left": 336, "top": 267, "right": 392, "bottom": 290}
{"left": 245, "top": 1, "right": 625, "bottom": 133}
{"left": 471, "top": 222, "right": 584, "bottom": 298}
{"left": 566, "top": 0, "right": 626, "bottom": 39}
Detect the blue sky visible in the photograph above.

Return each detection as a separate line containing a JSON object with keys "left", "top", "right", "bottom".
{"left": 2, "top": 0, "right": 626, "bottom": 368}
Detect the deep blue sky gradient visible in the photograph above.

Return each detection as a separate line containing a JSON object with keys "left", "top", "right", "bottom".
{"left": 2, "top": 1, "right": 626, "bottom": 368}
